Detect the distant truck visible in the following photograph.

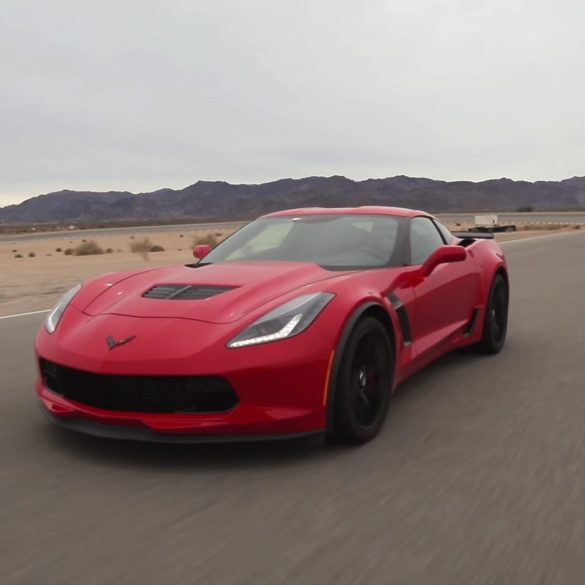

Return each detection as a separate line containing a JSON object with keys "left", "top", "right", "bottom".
{"left": 470, "top": 214, "right": 516, "bottom": 233}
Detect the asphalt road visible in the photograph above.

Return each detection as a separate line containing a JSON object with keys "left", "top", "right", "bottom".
{"left": 2, "top": 231, "right": 585, "bottom": 584}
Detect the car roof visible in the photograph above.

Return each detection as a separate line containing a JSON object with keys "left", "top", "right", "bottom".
{"left": 261, "top": 206, "right": 432, "bottom": 219}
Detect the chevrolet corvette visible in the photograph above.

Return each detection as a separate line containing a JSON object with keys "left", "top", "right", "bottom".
{"left": 35, "top": 207, "right": 509, "bottom": 444}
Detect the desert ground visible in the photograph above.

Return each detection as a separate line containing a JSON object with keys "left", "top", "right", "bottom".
{"left": 0, "top": 227, "right": 235, "bottom": 316}
{"left": 0, "top": 223, "right": 580, "bottom": 317}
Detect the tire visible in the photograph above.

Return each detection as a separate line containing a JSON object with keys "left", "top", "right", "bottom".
{"left": 332, "top": 317, "right": 394, "bottom": 444}
{"left": 477, "top": 273, "right": 509, "bottom": 354}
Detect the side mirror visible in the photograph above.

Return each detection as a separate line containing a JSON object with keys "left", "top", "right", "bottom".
{"left": 421, "top": 245, "right": 466, "bottom": 277}
{"left": 193, "top": 244, "right": 212, "bottom": 260}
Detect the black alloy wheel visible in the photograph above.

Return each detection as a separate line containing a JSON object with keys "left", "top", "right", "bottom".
{"left": 332, "top": 317, "right": 393, "bottom": 443}
{"left": 477, "top": 273, "right": 509, "bottom": 354}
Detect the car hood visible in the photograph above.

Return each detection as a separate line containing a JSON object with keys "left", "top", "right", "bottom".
{"left": 82, "top": 261, "right": 354, "bottom": 324}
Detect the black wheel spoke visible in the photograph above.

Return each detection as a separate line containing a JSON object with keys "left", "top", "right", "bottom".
{"left": 356, "top": 396, "right": 370, "bottom": 423}
{"left": 357, "top": 387, "right": 371, "bottom": 409}
{"left": 349, "top": 330, "right": 388, "bottom": 429}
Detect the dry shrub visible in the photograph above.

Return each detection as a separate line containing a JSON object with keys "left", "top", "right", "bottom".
{"left": 55, "top": 247, "right": 62, "bottom": 252}
{"left": 64, "top": 248, "right": 74, "bottom": 256}
{"left": 574, "top": 225, "right": 582, "bottom": 230}
{"left": 193, "top": 233, "right": 218, "bottom": 247}
{"left": 14, "top": 253, "right": 23, "bottom": 258}
{"left": 517, "top": 223, "right": 565, "bottom": 232}
{"left": 149, "top": 244, "right": 165, "bottom": 252}
{"left": 28, "top": 252, "right": 36, "bottom": 258}
{"left": 129, "top": 237, "right": 153, "bottom": 259}
{"left": 74, "top": 241, "right": 105, "bottom": 256}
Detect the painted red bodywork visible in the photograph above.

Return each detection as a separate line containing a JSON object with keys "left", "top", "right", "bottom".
{"left": 35, "top": 207, "right": 508, "bottom": 440}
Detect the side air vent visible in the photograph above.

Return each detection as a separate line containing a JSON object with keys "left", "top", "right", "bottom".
{"left": 143, "top": 284, "right": 236, "bottom": 300}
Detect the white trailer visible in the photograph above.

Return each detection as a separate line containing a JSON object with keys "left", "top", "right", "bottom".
{"left": 474, "top": 214, "right": 499, "bottom": 227}
{"left": 470, "top": 214, "right": 516, "bottom": 233}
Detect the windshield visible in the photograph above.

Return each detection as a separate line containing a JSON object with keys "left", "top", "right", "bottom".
{"left": 203, "top": 214, "right": 406, "bottom": 269}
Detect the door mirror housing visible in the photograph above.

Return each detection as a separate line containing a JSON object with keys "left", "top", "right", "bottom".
{"left": 193, "top": 244, "right": 212, "bottom": 260}
{"left": 420, "top": 245, "right": 466, "bottom": 276}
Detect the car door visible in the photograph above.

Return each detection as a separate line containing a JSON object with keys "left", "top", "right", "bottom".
{"left": 408, "top": 217, "right": 482, "bottom": 360}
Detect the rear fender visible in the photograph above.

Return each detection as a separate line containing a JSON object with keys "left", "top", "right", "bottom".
{"left": 471, "top": 241, "right": 509, "bottom": 338}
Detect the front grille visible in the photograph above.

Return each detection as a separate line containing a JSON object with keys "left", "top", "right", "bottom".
{"left": 40, "top": 359, "right": 238, "bottom": 413}
{"left": 143, "top": 284, "right": 236, "bottom": 300}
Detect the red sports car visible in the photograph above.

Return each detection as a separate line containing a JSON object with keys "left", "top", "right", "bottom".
{"left": 35, "top": 207, "right": 509, "bottom": 444}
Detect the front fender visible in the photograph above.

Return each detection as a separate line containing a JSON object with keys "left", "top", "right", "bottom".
{"left": 325, "top": 300, "right": 399, "bottom": 433}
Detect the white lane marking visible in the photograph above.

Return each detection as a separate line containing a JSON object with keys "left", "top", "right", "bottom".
{"left": 500, "top": 230, "right": 585, "bottom": 245}
{"left": 500, "top": 236, "right": 549, "bottom": 245}
{"left": 0, "top": 309, "right": 50, "bottom": 320}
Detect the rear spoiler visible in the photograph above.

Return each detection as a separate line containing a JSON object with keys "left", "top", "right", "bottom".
{"left": 452, "top": 231, "right": 495, "bottom": 240}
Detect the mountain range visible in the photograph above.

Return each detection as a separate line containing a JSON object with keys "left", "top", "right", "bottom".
{"left": 2, "top": 175, "right": 585, "bottom": 225}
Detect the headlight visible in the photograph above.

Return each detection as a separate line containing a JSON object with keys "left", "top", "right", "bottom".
{"left": 227, "top": 292, "right": 335, "bottom": 348}
{"left": 45, "top": 284, "right": 82, "bottom": 333}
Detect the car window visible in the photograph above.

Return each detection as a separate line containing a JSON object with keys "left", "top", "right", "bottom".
{"left": 203, "top": 214, "right": 405, "bottom": 269}
{"left": 224, "top": 222, "right": 293, "bottom": 260}
{"left": 433, "top": 220, "right": 455, "bottom": 244}
{"left": 410, "top": 217, "right": 444, "bottom": 264}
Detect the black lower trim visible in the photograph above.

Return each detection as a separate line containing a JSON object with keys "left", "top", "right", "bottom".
{"left": 39, "top": 405, "right": 324, "bottom": 445}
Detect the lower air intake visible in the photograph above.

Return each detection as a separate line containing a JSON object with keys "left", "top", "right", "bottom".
{"left": 40, "top": 359, "right": 238, "bottom": 413}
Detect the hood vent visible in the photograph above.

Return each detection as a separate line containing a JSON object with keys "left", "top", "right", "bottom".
{"left": 143, "top": 284, "right": 236, "bottom": 300}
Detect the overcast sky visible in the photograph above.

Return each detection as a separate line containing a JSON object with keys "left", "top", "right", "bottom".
{"left": 1, "top": 0, "right": 584, "bottom": 206}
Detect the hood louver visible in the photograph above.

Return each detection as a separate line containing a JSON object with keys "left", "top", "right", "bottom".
{"left": 143, "top": 284, "right": 236, "bottom": 300}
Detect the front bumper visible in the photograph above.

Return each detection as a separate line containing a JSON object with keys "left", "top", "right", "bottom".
{"left": 37, "top": 379, "right": 326, "bottom": 438}
{"left": 35, "top": 311, "right": 334, "bottom": 440}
